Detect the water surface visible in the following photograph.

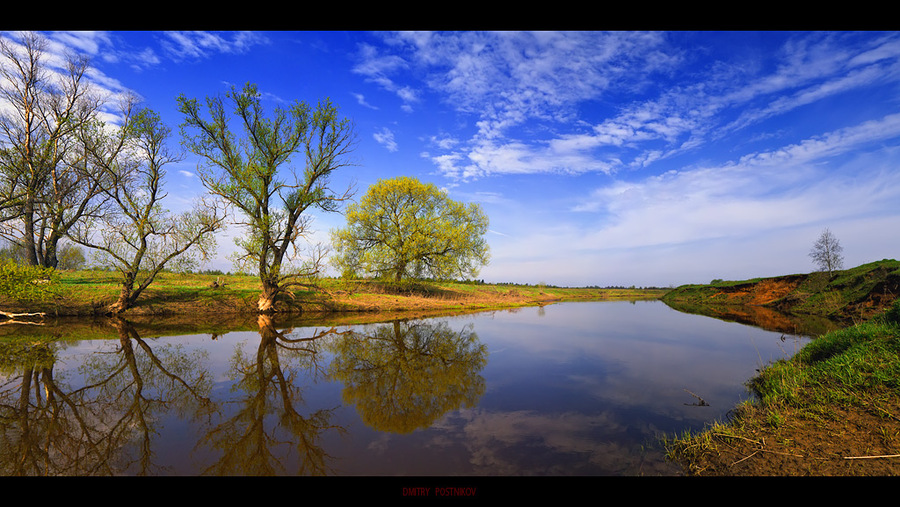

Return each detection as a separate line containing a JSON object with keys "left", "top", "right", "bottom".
{"left": 0, "top": 300, "right": 816, "bottom": 476}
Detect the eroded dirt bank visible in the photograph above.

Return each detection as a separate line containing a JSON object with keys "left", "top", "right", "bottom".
{"left": 662, "top": 260, "right": 900, "bottom": 324}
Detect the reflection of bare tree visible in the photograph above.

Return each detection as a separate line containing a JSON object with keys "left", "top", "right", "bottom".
{"left": 197, "top": 315, "right": 349, "bottom": 476}
{"left": 0, "top": 318, "right": 214, "bottom": 475}
{"left": 328, "top": 319, "right": 487, "bottom": 434}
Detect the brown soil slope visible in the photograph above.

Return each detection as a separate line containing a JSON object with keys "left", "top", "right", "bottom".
{"left": 662, "top": 260, "right": 900, "bottom": 323}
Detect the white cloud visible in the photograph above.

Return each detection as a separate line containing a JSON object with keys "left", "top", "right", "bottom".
{"left": 383, "top": 32, "right": 900, "bottom": 182}
{"left": 373, "top": 127, "right": 398, "bottom": 152}
{"left": 575, "top": 114, "right": 900, "bottom": 245}
{"left": 352, "top": 92, "right": 378, "bottom": 109}
{"left": 47, "top": 31, "right": 112, "bottom": 56}
{"left": 352, "top": 42, "right": 417, "bottom": 110}
{"left": 475, "top": 110, "right": 900, "bottom": 286}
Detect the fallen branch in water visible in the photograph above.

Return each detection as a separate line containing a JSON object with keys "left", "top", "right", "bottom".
{"left": 0, "top": 320, "right": 44, "bottom": 326}
{"left": 683, "top": 388, "right": 709, "bottom": 406}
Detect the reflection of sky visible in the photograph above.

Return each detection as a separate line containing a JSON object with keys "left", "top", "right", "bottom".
{"left": 388, "top": 301, "right": 812, "bottom": 475}
{"left": 18, "top": 302, "right": 809, "bottom": 476}
{"left": 463, "top": 301, "right": 807, "bottom": 417}
{"left": 316, "top": 301, "right": 808, "bottom": 475}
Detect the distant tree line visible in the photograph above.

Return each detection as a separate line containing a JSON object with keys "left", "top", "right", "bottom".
{"left": 0, "top": 239, "right": 85, "bottom": 270}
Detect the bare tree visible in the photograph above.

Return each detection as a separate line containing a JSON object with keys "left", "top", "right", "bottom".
{"left": 809, "top": 228, "right": 844, "bottom": 277}
{"left": 0, "top": 31, "right": 107, "bottom": 268}
{"left": 70, "top": 102, "right": 225, "bottom": 313}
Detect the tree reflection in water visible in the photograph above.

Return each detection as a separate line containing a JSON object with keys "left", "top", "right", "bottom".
{"left": 0, "top": 318, "right": 214, "bottom": 475}
{"left": 198, "top": 315, "right": 352, "bottom": 476}
{"left": 0, "top": 315, "right": 490, "bottom": 475}
{"left": 328, "top": 319, "right": 488, "bottom": 434}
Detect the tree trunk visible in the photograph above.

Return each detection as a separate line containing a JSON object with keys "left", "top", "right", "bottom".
{"left": 23, "top": 198, "right": 39, "bottom": 266}
{"left": 42, "top": 235, "right": 59, "bottom": 269}
{"left": 0, "top": 310, "right": 46, "bottom": 322}
{"left": 107, "top": 274, "right": 136, "bottom": 314}
{"left": 107, "top": 294, "right": 131, "bottom": 314}
{"left": 258, "top": 283, "right": 279, "bottom": 314}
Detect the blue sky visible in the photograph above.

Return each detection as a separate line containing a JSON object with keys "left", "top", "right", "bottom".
{"left": 11, "top": 30, "right": 900, "bottom": 287}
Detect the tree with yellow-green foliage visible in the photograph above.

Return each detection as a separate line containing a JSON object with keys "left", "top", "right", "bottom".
{"left": 331, "top": 176, "right": 490, "bottom": 282}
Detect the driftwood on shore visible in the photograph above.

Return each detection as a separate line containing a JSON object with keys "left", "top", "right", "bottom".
{"left": 0, "top": 310, "right": 47, "bottom": 325}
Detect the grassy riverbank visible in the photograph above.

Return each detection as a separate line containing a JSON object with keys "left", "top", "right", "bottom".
{"left": 664, "top": 261, "right": 900, "bottom": 476}
{"left": 665, "top": 303, "right": 900, "bottom": 475}
{"left": 0, "top": 270, "right": 668, "bottom": 317}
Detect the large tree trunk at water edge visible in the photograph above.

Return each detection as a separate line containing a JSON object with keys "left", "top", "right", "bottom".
{"left": 106, "top": 279, "right": 136, "bottom": 315}
{"left": 106, "top": 293, "right": 132, "bottom": 315}
{"left": 258, "top": 284, "right": 279, "bottom": 313}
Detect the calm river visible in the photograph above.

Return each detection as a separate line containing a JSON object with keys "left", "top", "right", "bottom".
{"left": 0, "top": 300, "right": 821, "bottom": 477}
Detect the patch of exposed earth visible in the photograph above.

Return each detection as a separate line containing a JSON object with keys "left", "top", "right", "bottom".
{"left": 678, "top": 398, "right": 900, "bottom": 476}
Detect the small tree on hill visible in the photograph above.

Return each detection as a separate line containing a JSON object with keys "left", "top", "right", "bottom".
{"left": 809, "top": 228, "right": 844, "bottom": 277}
{"left": 331, "top": 176, "right": 490, "bottom": 282}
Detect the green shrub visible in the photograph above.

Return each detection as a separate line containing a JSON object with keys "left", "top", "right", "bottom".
{"left": 884, "top": 299, "right": 900, "bottom": 326}
{"left": 0, "top": 260, "right": 58, "bottom": 302}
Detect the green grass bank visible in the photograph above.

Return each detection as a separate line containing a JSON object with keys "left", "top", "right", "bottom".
{"left": 0, "top": 269, "right": 668, "bottom": 318}
{"left": 664, "top": 261, "right": 900, "bottom": 476}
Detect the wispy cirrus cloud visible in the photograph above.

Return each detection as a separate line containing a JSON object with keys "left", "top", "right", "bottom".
{"left": 572, "top": 112, "right": 900, "bottom": 253}
{"left": 160, "top": 31, "right": 269, "bottom": 61}
{"left": 356, "top": 31, "right": 900, "bottom": 183}
{"left": 373, "top": 127, "right": 398, "bottom": 152}
{"left": 42, "top": 31, "right": 269, "bottom": 75}
{"left": 352, "top": 42, "right": 418, "bottom": 112}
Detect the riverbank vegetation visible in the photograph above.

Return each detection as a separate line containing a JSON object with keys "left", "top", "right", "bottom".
{"left": 665, "top": 301, "right": 900, "bottom": 475}
{"left": 664, "top": 261, "right": 900, "bottom": 476}
{"left": 0, "top": 267, "right": 668, "bottom": 318}
{"left": 662, "top": 259, "right": 900, "bottom": 323}
{"left": 2, "top": 33, "right": 361, "bottom": 316}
